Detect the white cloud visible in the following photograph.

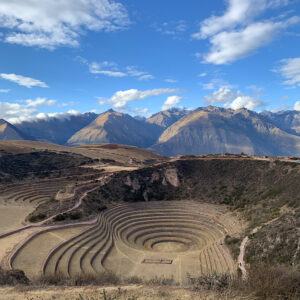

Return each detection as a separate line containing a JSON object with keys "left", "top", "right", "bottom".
{"left": 36, "top": 110, "right": 81, "bottom": 121}
{"left": 0, "top": 0, "right": 129, "bottom": 49}
{"left": 103, "top": 88, "right": 182, "bottom": 110}
{"left": 126, "top": 66, "right": 154, "bottom": 81}
{"left": 152, "top": 20, "right": 187, "bottom": 37}
{"left": 165, "top": 79, "right": 178, "bottom": 83}
{"left": 138, "top": 74, "right": 155, "bottom": 81}
{"left": 25, "top": 98, "right": 56, "bottom": 107}
{"left": 203, "top": 19, "right": 299, "bottom": 65}
{"left": 92, "top": 69, "right": 127, "bottom": 78}
{"left": 204, "top": 87, "right": 267, "bottom": 110}
{"left": 87, "top": 61, "right": 154, "bottom": 80}
{"left": 193, "top": 0, "right": 299, "bottom": 64}
{"left": 0, "top": 102, "right": 37, "bottom": 123}
{"left": 198, "top": 73, "right": 207, "bottom": 78}
{"left": 0, "top": 73, "right": 48, "bottom": 88}
{"left": 274, "top": 57, "right": 300, "bottom": 87}
{"left": 193, "top": 0, "right": 265, "bottom": 39}
{"left": 294, "top": 101, "right": 300, "bottom": 111}
{"left": 162, "top": 96, "right": 183, "bottom": 111}
{"left": 226, "top": 95, "right": 266, "bottom": 110}
{"left": 204, "top": 87, "right": 237, "bottom": 105}
{"left": 201, "top": 78, "right": 235, "bottom": 90}
{"left": 0, "top": 89, "right": 9, "bottom": 93}
{"left": 89, "top": 61, "right": 127, "bottom": 77}
{"left": 0, "top": 97, "right": 58, "bottom": 123}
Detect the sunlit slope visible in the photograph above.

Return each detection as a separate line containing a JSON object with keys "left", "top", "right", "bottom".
{"left": 0, "top": 119, "right": 33, "bottom": 141}
{"left": 68, "top": 110, "right": 161, "bottom": 148}
{"left": 150, "top": 107, "right": 300, "bottom": 156}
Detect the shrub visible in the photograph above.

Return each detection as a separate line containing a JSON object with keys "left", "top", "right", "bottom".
{"left": 245, "top": 264, "right": 300, "bottom": 299}
{"left": 35, "top": 271, "right": 121, "bottom": 287}
{"left": 229, "top": 264, "right": 300, "bottom": 299}
{"left": 70, "top": 212, "right": 82, "bottom": 220}
{"left": 146, "top": 275, "right": 176, "bottom": 286}
{"left": 0, "top": 268, "right": 29, "bottom": 285}
{"left": 187, "top": 273, "right": 232, "bottom": 291}
{"left": 28, "top": 213, "right": 46, "bottom": 223}
{"left": 225, "top": 235, "right": 241, "bottom": 259}
{"left": 54, "top": 214, "right": 66, "bottom": 221}
{"left": 124, "top": 275, "right": 143, "bottom": 284}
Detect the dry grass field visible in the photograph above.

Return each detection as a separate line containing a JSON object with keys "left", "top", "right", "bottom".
{"left": 0, "top": 141, "right": 166, "bottom": 164}
{"left": 0, "top": 204, "right": 34, "bottom": 233}
{"left": 12, "top": 226, "right": 90, "bottom": 278}
{"left": 0, "top": 285, "right": 255, "bottom": 300}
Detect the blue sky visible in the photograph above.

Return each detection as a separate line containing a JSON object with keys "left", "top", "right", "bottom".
{"left": 0, "top": 0, "right": 300, "bottom": 123}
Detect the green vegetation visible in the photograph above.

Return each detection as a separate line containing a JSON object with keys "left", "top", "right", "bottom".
{"left": 28, "top": 213, "right": 46, "bottom": 223}
{"left": 225, "top": 235, "right": 242, "bottom": 260}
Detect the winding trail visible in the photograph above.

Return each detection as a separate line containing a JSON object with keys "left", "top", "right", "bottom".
{"left": 237, "top": 211, "right": 288, "bottom": 280}
{"left": 0, "top": 173, "right": 113, "bottom": 240}
{"left": 0, "top": 174, "right": 114, "bottom": 271}
{"left": 238, "top": 236, "right": 249, "bottom": 280}
{"left": 0, "top": 182, "right": 102, "bottom": 240}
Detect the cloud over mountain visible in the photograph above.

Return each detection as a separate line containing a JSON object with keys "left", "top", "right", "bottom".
{"left": 101, "top": 88, "right": 182, "bottom": 110}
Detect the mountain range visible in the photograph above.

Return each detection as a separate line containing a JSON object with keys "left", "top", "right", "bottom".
{"left": 0, "top": 119, "right": 34, "bottom": 141}
{"left": 3, "top": 106, "right": 300, "bottom": 156}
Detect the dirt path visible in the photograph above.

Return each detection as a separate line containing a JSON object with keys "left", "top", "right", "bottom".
{"left": 238, "top": 236, "right": 249, "bottom": 280}
{"left": 0, "top": 174, "right": 111, "bottom": 240}
{"left": 39, "top": 183, "right": 102, "bottom": 225}
{"left": 237, "top": 210, "right": 289, "bottom": 279}
{"left": 0, "top": 185, "right": 98, "bottom": 240}
{"left": 0, "top": 180, "right": 106, "bottom": 271}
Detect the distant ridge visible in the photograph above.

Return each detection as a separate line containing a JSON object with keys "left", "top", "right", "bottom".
{"left": 2, "top": 107, "right": 300, "bottom": 156}
{"left": 261, "top": 110, "right": 300, "bottom": 136}
{"left": 16, "top": 112, "right": 98, "bottom": 145}
{"left": 67, "top": 110, "right": 161, "bottom": 147}
{"left": 0, "top": 119, "right": 34, "bottom": 141}
{"left": 146, "top": 108, "right": 189, "bottom": 128}
{"left": 150, "top": 106, "right": 300, "bottom": 156}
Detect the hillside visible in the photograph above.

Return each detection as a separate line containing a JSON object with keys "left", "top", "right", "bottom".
{"left": 85, "top": 157, "right": 300, "bottom": 269}
{"left": 15, "top": 112, "right": 98, "bottom": 145}
{"left": 67, "top": 110, "right": 161, "bottom": 147}
{"left": 150, "top": 106, "right": 300, "bottom": 156}
{"left": 0, "top": 153, "right": 299, "bottom": 299}
{"left": 146, "top": 108, "right": 189, "bottom": 128}
{"left": 261, "top": 110, "right": 300, "bottom": 136}
{"left": 0, "top": 120, "right": 33, "bottom": 141}
{"left": 0, "top": 140, "right": 166, "bottom": 165}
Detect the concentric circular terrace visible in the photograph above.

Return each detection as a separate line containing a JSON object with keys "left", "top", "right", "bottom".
{"left": 11, "top": 201, "right": 239, "bottom": 283}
